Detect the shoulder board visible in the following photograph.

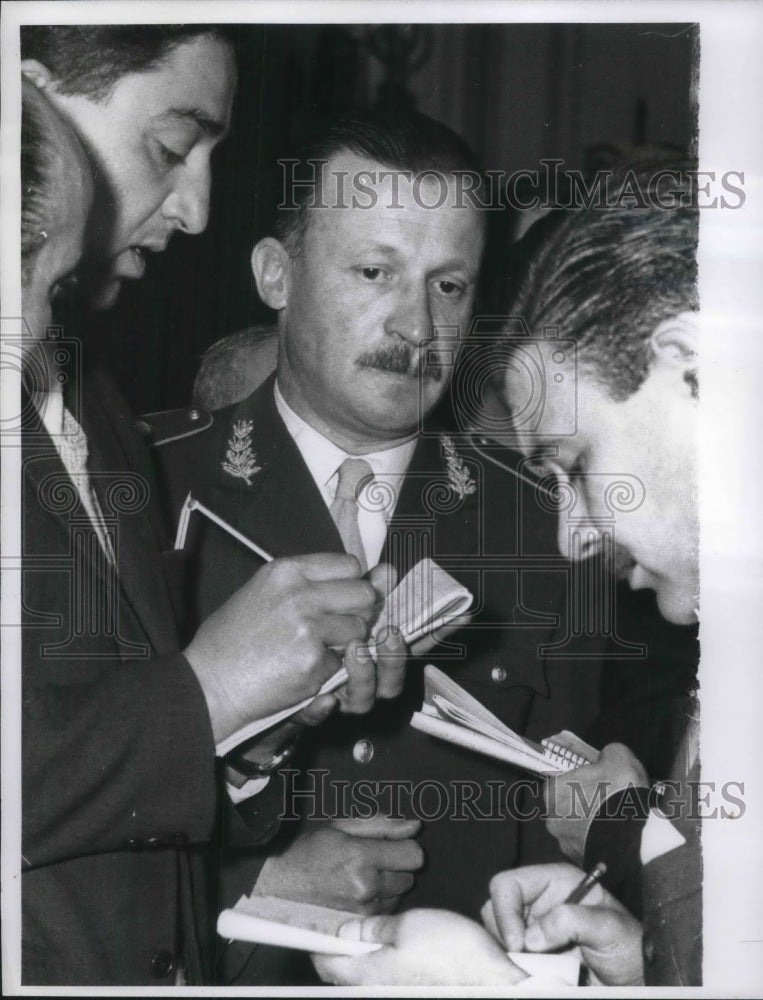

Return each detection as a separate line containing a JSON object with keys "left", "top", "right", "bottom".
{"left": 137, "top": 406, "right": 213, "bottom": 447}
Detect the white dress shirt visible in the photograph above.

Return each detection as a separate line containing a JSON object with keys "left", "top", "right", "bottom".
{"left": 274, "top": 381, "right": 417, "bottom": 568}
{"left": 232, "top": 385, "right": 416, "bottom": 806}
{"left": 34, "top": 387, "right": 115, "bottom": 565}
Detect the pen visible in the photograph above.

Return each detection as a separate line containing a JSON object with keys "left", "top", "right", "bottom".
{"left": 175, "top": 492, "right": 274, "bottom": 562}
{"left": 564, "top": 862, "right": 607, "bottom": 905}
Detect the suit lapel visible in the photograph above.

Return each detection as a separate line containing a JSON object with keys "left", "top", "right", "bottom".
{"left": 81, "top": 373, "right": 178, "bottom": 655}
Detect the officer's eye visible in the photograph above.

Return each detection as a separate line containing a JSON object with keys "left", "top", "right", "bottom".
{"left": 435, "top": 279, "right": 464, "bottom": 296}
{"left": 357, "top": 266, "right": 387, "bottom": 281}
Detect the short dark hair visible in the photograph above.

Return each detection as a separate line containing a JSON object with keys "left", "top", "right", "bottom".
{"left": 21, "top": 78, "right": 89, "bottom": 284}
{"left": 21, "top": 24, "right": 236, "bottom": 101}
{"left": 273, "top": 109, "right": 485, "bottom": 254}
{"left": 506, "top": 164, "right": 699, "bottom": 400}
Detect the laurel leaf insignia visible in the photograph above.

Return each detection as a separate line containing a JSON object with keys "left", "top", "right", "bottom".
{"left": 440, "top": 434, "right": 476, "bottom": 500}
{"left": 222, "top": 419, "right": 261, "bottom": 486}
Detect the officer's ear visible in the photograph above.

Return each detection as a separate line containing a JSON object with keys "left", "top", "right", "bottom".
{"left": 251, "top": 238, "right": 291, "bottom": 312}
{"left": 649, "top": 310, "right": 698, "bottom": 399}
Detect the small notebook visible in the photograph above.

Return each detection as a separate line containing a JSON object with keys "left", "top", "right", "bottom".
{"left": 175, "top": 495, "right": 474, "bottom": 755}
{"left": 410, "top": 664, "right": 599, "bottom": 774}
{"left": 219, "top": 894, "right": 580, "bottom": 982}
{"left": 218, "top": 895, "right": 379, "bottom": 956}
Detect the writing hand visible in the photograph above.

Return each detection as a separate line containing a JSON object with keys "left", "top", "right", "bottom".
{"left": 482, "top": 862, "right": 644, "bottom": 987}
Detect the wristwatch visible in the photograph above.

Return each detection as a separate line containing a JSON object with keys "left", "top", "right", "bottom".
{"left": 227, "top": 737, "right": 299, "bottom": 778}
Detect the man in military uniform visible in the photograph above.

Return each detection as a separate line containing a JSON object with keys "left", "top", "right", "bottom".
{"left": 156, "top": 110, "right": 604, "bottom": 983}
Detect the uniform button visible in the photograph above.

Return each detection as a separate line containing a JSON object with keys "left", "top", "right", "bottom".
{"left": 188, "top": 408, "right": 201, "bottom": 421}
{"left": 151, "top": 949, "right": 175, "bottom": 978}
{"left": 491, "top": 666, "right": 507, "bottom": 683}
{"left": 352, "top": 739, "right": 374, "bottom": 764}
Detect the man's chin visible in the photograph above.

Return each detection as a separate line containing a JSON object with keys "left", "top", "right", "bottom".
{"left": 655, "top": 586, "right": 699, "bottom": 626}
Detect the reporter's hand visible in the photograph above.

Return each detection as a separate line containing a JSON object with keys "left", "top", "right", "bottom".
{"left": 185, "top": 553, "right": 376, "bottom": 744}
{"left": 254, "top": 816, "right": 424, "bottom": 914}
{"left": 313, "top": 909, "right": 528, "bottom": 986}
{"left": 408, "top": 612, "right": 473, "bottom": 657}
{"left": 307, "top": 562, "right": 408, "bottom": 716}
{"left": 482, "top": 863, "right": 644, "bottom": 987}
{"left": 545, "top": 743, "right": 649, "bottom": 864}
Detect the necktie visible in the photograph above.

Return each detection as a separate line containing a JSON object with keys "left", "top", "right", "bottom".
{"left": 330, "top": 457, "right": 373, "bottom": 573}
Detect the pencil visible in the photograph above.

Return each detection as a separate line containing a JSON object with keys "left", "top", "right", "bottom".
{"left": 175, "top": 492, "right": 274, "bottom": 562}
{"left": 564, "top": 862, "right": 607, "bottom": 905}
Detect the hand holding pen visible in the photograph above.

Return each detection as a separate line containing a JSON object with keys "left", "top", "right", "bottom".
{"left": 563, "top": 861, "right": 607, "bottom": 904}
{"left": 482, "top": 861, "right": 645, "bottom": 987}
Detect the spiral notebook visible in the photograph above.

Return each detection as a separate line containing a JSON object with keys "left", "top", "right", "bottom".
{"left": 411, "top": 664, "right": 599, "bottom": 774}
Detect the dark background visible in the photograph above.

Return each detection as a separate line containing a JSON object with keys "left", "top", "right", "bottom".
{"left": 71, "top": 22, "right": 697, "bottom": 414}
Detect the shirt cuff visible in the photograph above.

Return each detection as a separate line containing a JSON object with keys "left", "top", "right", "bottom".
{"left": 640, "top": 810, "right": 686, "bottom": 865}
{"left": 226, "top": 775, "right": 270, "bottom": 803}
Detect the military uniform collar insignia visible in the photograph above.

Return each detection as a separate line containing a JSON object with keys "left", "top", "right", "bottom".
{"left": 440, "top": 434, "right": 476, "bottom": 499}
{"left": 222, "top": 418, "right": 261, "bottom": 485}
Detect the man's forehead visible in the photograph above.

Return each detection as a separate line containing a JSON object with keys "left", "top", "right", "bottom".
{"left": 301, "top": 150, "right": 483, "bottom": 263}
{"left": 503, "top": 340, "right": 580, "bottom": 451}
{"left": 114, "top": 35, "right": 235, "bottom": 135}
{"left": 319, "top": 150, "right": 476, "bottom": 212}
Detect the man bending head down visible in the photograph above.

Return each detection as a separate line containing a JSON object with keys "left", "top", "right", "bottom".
{"left": 312, "top": 167, "right": 701, "bottom": 988}
{"left": 22, "top": 25, "right": 237, "bottom": 308}
{"left": 502, "top": 185, "right": 699, "bottom": 625}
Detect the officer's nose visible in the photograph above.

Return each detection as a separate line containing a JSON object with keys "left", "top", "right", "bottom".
{"left": 385, "top": 280, "right": 432, "bottom": 347}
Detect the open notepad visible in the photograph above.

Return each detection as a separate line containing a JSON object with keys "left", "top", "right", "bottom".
{"left": 175, "top": 494, "right": 474, "bottom": 756}
{"left": 218, "top": 894, "right": 581, "bottom": 983}
{"left": 411, "top": 664, "right": 600, "bottom": 774}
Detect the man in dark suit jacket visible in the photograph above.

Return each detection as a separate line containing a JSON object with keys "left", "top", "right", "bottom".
{"left": 17, "top": 34, "right": 401, "bottom": 986}
{"left": 156, "top": 111, "right": 606, "bottom": 987}
{"left": 22, "top": 372, "right": 220, "bottom": 984}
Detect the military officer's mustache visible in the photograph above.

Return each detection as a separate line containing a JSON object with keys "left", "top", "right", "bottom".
{"left": 357, "top": 342, "right": 443, "bottom": 381}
